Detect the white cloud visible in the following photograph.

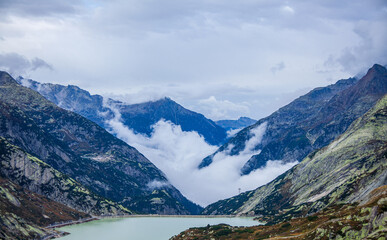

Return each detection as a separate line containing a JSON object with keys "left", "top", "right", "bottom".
{"left": 226, "top": 128, "right": 242, "bottom": 138}
{"left": 0, "top": 0, "right": 385, "bottom": 121}
{"left": 198, "top": 96, "right": 250, "bottom": 120}
{"left": 281, "top": 6, "right": 295, "bottom": 15}
{"left": 104, "top": 102, "right": 296, "bottom": 206}
{"left": 147, "top": 180, "right": 171, "bottom": 190}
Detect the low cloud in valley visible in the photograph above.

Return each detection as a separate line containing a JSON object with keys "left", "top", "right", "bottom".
{"left": 105, "top": 103, "right": 296, "bottom": 206}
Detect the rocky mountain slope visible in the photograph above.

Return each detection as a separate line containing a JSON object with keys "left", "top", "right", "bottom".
{"left": 18, "top": 78, "right": 227, "bottom": 146}
{"left": 200, "top": 64, "right": 387, "bottom": 174}
{"left": 117, "top": 97, "right": 227, "bottom": 145}
{"left": 0, "top": 71, "right": 202, "bottom": 215}
{"left": 172, "top": 185, "right": 387, "bottom": 240}
{"left": 202, "top": 94, "right": 387, "bottom": 220}
{"left": 0, "top": 137, "right": 128, "bottom": 215}
{"left": 215, "top": 117, "right": 256, "bottom": 131}
{"left": 16, "top": 78, "right": 111, "bottom": 129}
{"left": 0, "top": 175, "right": 90, "bottom": 239}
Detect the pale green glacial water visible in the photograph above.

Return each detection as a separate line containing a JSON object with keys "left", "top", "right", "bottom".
{"left": 58, "top": 217, "right": 261, "bottom": 240}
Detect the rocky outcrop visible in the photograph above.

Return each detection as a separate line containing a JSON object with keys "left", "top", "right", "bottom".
{"left": 202, "top": 94, "right": 387, "bottom": 220}
{"left": 200, "top": 64, "right": 387, "bottom": 175}
{"left": 0, "top": 137, "right": 129, "bottom": 215}
{"left": 0, "top": 174, "right": 91, "bottom": 240}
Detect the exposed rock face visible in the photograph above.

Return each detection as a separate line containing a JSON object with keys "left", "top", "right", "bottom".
{"left": 0, "top": 71, "right": 202, "bottom": 215}
{"left": 173, "top": 186, "right": 387, "bottom": 240}
{"left": 202, "top": 94, "right": 387, "bottom": 219}
{"left": 0, "top": 175, "right": 90, "bottom": 240}
{"left": 200, "top": 64, "right": 387, "bottom": 175}
{"left": 0, "top": 137, "right": 129, "bottom": 215}
{"left": 18, "top": 78, "right": 227, "bottom": 146}
{"left": 16, "top": 78, "right": 111, "bottom": 129}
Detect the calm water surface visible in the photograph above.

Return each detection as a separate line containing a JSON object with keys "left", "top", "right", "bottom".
{"left": 58, "top": 217, "right": 261, "bottom": 240}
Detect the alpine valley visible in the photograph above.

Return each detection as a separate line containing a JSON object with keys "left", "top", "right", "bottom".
{"left": 0, "top": 71, "right": 202, "bottom": 239}
{"left": 0, "top": 64, "right": 386, "bottom": 240}
{"left": 185, "top": 64, "right": 387, "bottom": 239}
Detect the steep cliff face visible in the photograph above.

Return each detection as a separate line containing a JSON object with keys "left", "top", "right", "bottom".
{"left": 18, "top": 78, "right": 227, "bottom": 146}
{"left": 200, "top": 64, "right": 387, "bottom": 175}
{"left": 0, "top": 175, "right": 90, "bottom": 240}
{"left": 0, "top": 137, "right": 129, "bottom": 215}
{"left": 0, "top": 71, "right": 202, "bottom": 214}
{"left": 203, "top": 94, "right": 387, "bottom": 220}
{"left": 16, "top": 78, "right": 113, "bottom": 129}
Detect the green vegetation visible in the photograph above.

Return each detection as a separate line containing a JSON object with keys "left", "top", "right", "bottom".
{"left": 172, "top": 186, "right": 387, "bottom": 240}
{"left": 204, "top": 95, "right": 387, "bottom": 223}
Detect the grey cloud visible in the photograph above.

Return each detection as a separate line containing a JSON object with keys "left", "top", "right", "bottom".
{"left": 88, "top": 0, "right": 387, "bottom": 36}
{"left": 323, "top": 20, "right": 387, "bottom": 74}
{"left": 271, "top": 62, "right": 285, "bottom": 74}
{"left": 0, "top": 0, "right": 83, "bottom": 19}
{"left": 30, "top": 57, "right": 54, "bottom": 71}
{"left": 0, "top": 0, "right": 385, "bottom": 122}
{"left": 0, "top": 53, "right": 53, "bottom": 76}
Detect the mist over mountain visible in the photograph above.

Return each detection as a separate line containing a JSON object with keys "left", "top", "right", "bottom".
{"left": 200, "top": 64, "right": 387, "bottom": 175}
{"left": 17, "top": 77, "right": 227, "bottom": 146}
{"left": 1, "top": 63, "right": 386, "bottom": 239}
{"left": 1, "top": 0, "right": 386, "bottom": 238}
{"left": 0, "top": 71, "right": 201, "bottom": 217}
{"left": 18, "top": 76, "right": 297, "bottom": 206}
{"left": 216, "top": 117, "right": 257, "bottom": 138}
{"left": 203, "top": 94, "right": 387, "bottom": 222}
{"left": 216, "top": 117, "right": 257, "bottom": 131}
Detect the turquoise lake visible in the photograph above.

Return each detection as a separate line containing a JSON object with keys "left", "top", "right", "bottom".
{"left": 58, "top": 216, "right": 261, "bottom": 240}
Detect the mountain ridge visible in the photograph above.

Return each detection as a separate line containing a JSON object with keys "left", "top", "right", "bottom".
{"left": 215, "top": 117, "right": 257, "bottom": 131}
{"left": 202, "top": 93, "right": 387, "bottom": 220}
{"left": 0, "top": 71, "right": 202, "bottom": 215}
{"left": 17, "top": 77, "right": 227, "bottom": 146}
{"left": 200, "top": 64, "right": 387, "bottom": 176}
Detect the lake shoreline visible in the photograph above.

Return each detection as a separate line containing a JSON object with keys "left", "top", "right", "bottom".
{"left": 99, "top": 214, "right": 238, "bottom": 219}
{"left": 45, "top": 215, "right": 259, "bottom": 240}
{"left": 41, "top": 214, "right": 243, "bottom": 240}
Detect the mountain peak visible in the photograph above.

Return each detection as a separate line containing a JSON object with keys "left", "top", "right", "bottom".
{"left": 157, "top": 96, "right": 175, "bottom": 104}
{"left": 348, "top": 63, "right": 387, "bottom": 99}
{"left": 370, "top": 63, "right": 386, "bottom": 73}
{"left": 362, "top": 64, "right": 387, "bottom": 82}
{"left": 0, "top": 71, "right": 18, "bottom": 86}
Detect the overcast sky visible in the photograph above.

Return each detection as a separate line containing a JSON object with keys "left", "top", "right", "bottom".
{"left": 0, "top": 0, "right": 386, "bottom": 120}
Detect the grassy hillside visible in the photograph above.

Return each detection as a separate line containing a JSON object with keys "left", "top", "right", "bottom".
{"left": 203, "top": 94, "right": 387, "bottom": 223}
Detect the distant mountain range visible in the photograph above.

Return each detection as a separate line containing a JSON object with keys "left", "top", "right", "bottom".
{"left": 0, "top": 71, "right": 202, "bottom": 238}
{"left": 17, "top": 78, "right": 227, "bottom": 146}
{"left": 199, "top": 64, "right": 387, "bottom": 174}
{"left": 215, "top": 117, "right": 256, "bottom": 131}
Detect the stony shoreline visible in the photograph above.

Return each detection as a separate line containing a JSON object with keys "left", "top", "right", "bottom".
{"left": 41, "top": 214, "right": 250, "bottom": 239}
